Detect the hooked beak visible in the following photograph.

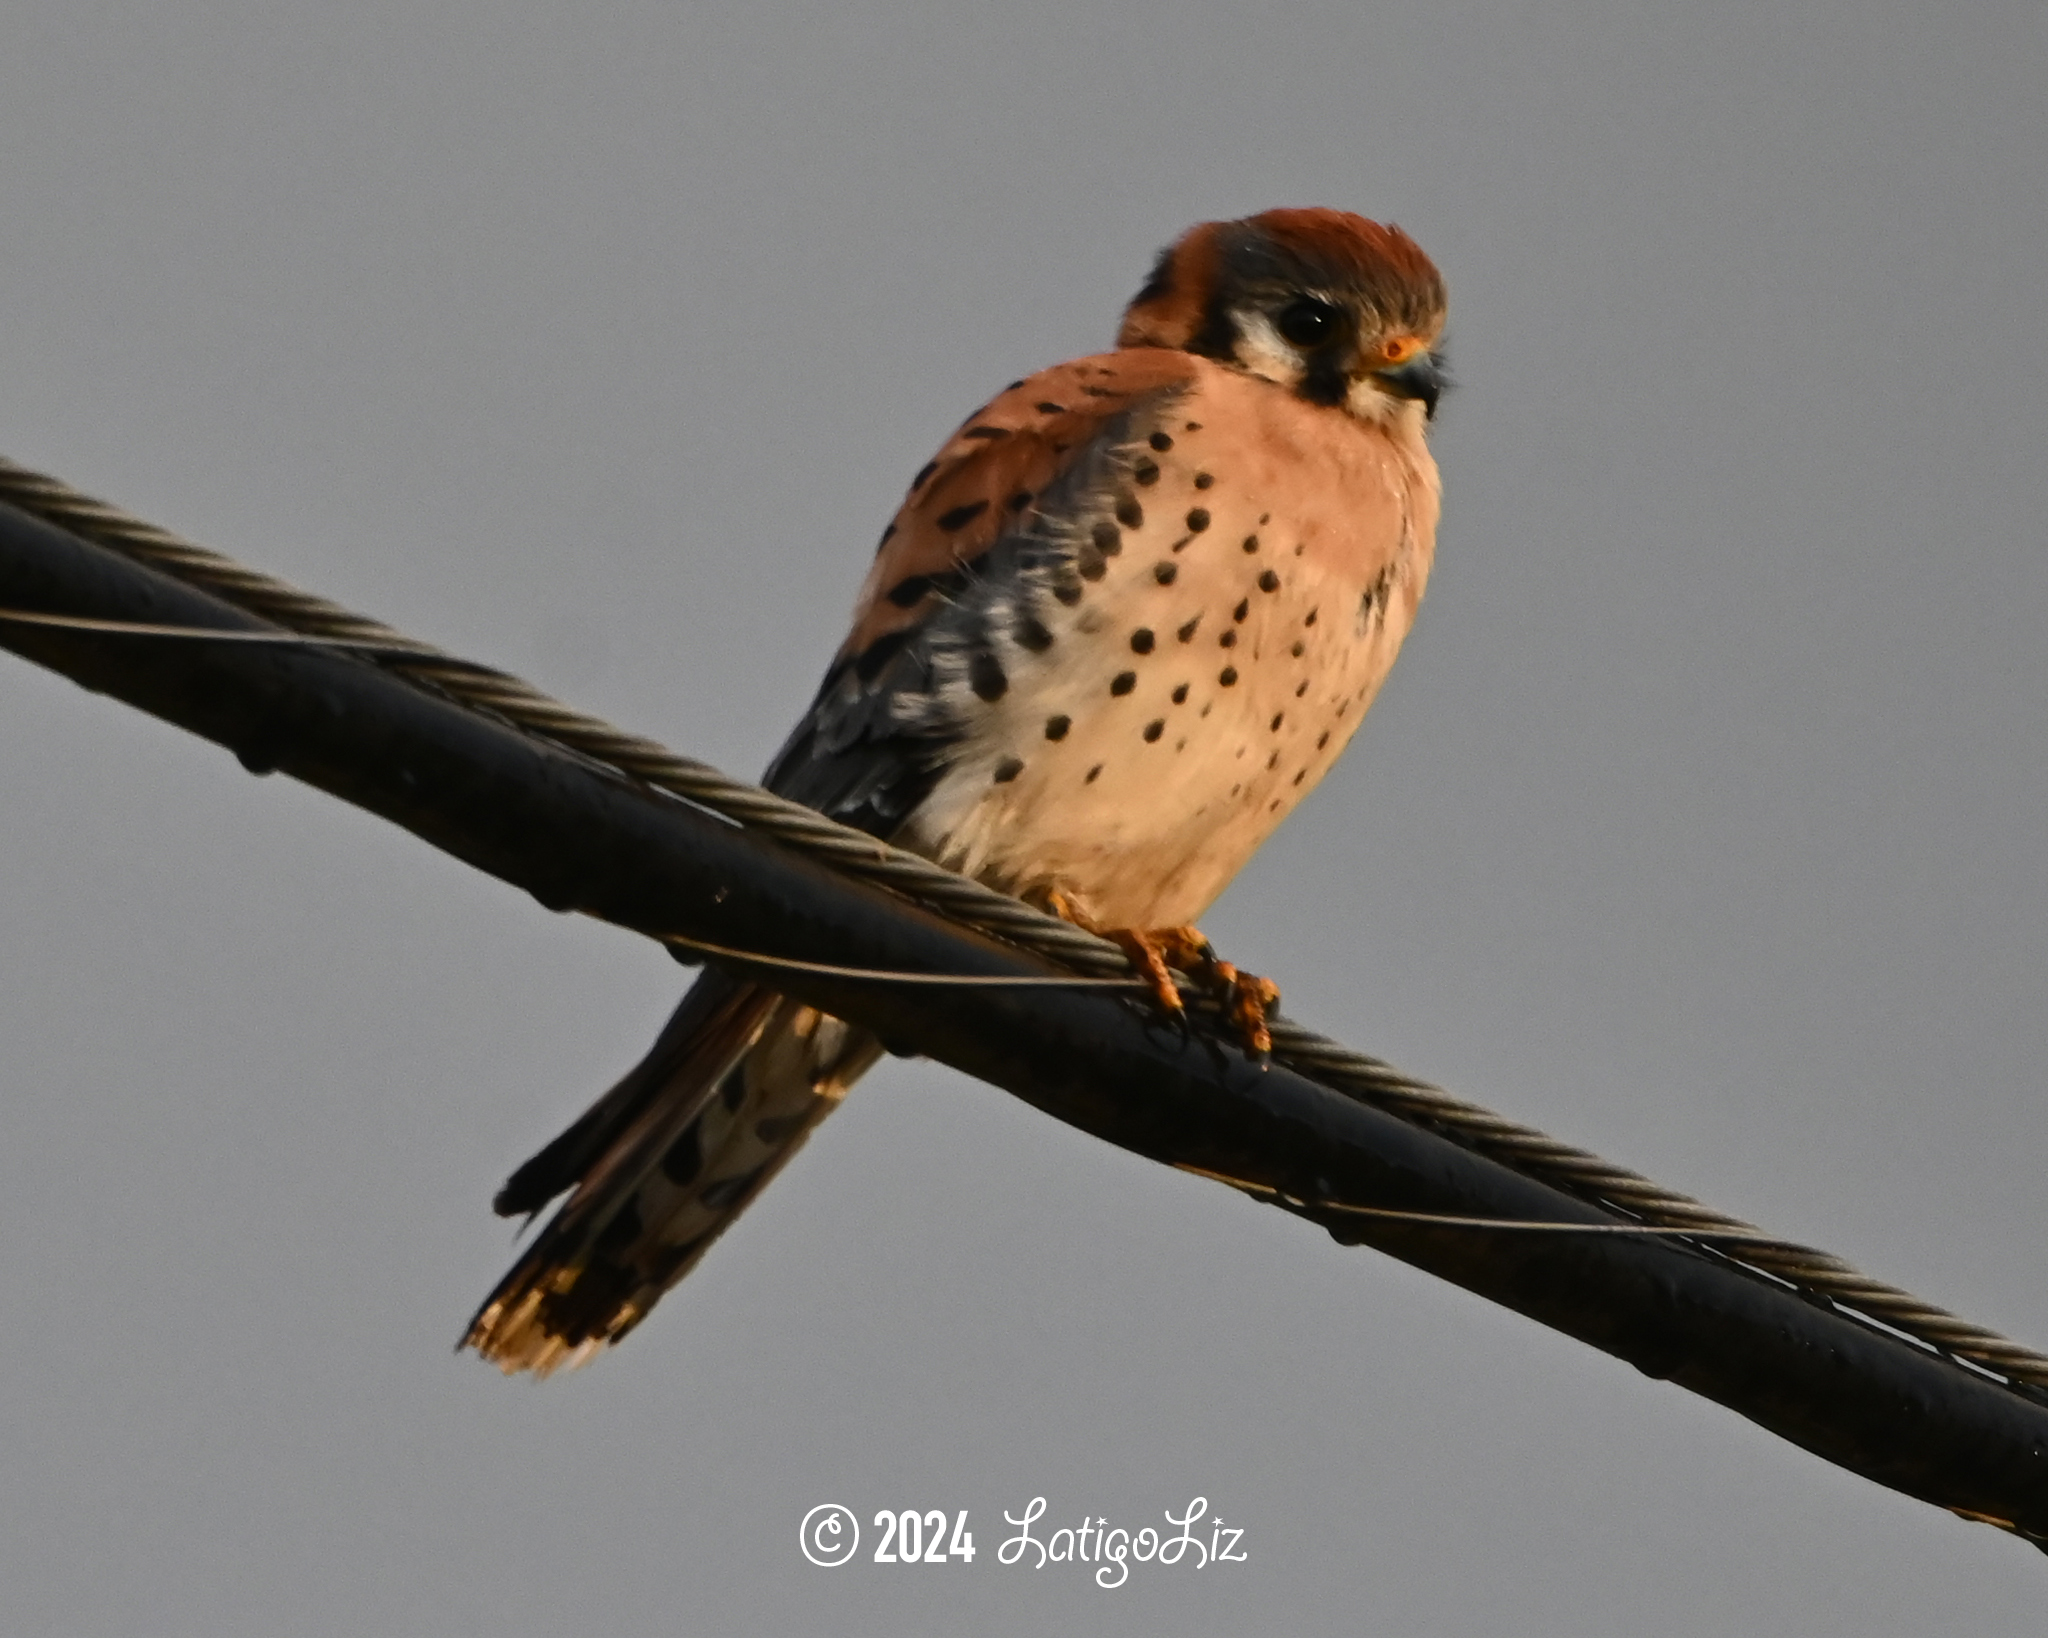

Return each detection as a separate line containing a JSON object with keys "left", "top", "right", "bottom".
{"left": 1370, "top": 352, "right": 1444, "bottom": 419}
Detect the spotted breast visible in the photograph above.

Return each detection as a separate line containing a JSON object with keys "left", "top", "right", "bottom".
{"left": 823, "top": 351, "right": 1439, "bottom": 930}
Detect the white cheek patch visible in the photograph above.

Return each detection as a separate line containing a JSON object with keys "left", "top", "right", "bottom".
{"left": 1345, "top": 376, "right": 1403, "bottom": 425}
{"left": 1230, "top": 309, "right": 1306, "bottom": 391}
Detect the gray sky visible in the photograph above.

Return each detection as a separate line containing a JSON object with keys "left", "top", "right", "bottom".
{"left": 2, "top": 1, "right": 2044, "bottom": 1630}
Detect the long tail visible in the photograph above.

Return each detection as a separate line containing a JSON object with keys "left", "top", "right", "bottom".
{"left": 463, "top": 970, "right": 881, "bottom": 1375}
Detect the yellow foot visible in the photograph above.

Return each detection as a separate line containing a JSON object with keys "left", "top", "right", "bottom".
{"left": 1204, "top": 957, "right": 1283, "bottom": 1058}
{"left": 1044, "top": 893, "right": 1280, "bottom": 1056}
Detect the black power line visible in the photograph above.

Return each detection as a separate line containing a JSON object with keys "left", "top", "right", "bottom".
{"left": 1, "top": 489, "right": 2044, "bottom": 1547}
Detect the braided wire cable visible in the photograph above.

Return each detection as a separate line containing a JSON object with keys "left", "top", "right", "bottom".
{"left": 3, "top": 451, "right": 2043, "bottom": 1393}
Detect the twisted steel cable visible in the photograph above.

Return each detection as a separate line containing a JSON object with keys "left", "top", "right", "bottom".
{"left": 3, "top": 451, "right": 2042, "bottom": 1393}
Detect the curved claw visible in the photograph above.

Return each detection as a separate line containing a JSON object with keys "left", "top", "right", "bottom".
{"left": 1106, "top": 929, "right": 1188, "bottom": 1016}
{"left": 1210, "top": 961, "right": 1283, "bottom": 1059}
{"left": 1041, "top": 893, "right": 1278, "bottom": 1058}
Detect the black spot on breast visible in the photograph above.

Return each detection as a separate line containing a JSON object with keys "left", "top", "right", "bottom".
{"left": 1092, "top": 520, "right": 1122, "bottom": 555}
{"left": 1171, "top": 683, "right": 1189, "bottom": 704}
{"left": 1295, "top": 679, "right": 1309, "bottom": 697}
{"left": 911, "top": 460, "right": 939, "bottom": 492}
{"left": 1013, "top": 614, "right": 1054, "bottom": 652}
{"left": 1116, "top": 496, "right": 1145, "bottom": 530}
{"left": 1270, "top": 712, "right": 1285, "bottom": 731}
{"left": 1143, "top": 719, "right": 1164, "bottom": 742}
{"left": 993, "top": 757, "right": 1025, "bottom": 784}
{"left": 1036, "top": 401, "right": 1067, "bottom": 415}
{"left": 1085, "top": 764, "right": 1102, "bottom": 783}
{"left": 1149, "top": 431, "right": 1174, "bottom": 452}
{"left": 1177, "top": 614, "right": 1202, "bottom": 642}
{"left": 660, "top": 1121, "right": 703, "bottom": 1185}
{"left": 1258, "top": 569, "right": 1281, "bottom": 592}
{"left": 1075, "top": 543, "right": 1108, "bottom": 581}
{"left": 1242, "top": 535, "right": 1259, "bottom": 554}
{"left": 1304, "top": 607, "right": 1319, "bottom": 626}
{"left": 1153, "top": 562, "right": 1178, "bottom": 585}
{"left": 937, "top": 499, "right": 990, "bottom": 532}
{"left": 1081, "top": 384, "right": 1119, "bottom": 398}
{"left": 1130, "top": 628, "right": 1155, "bottom": 654}
{"left": 969, "top": 650, "right": 1009, "bottom": 701}
{"left": 1008, "top": 490, "right": 1034, "bottom": 511}
{"left": 1219, "top": 666, "right": 1239, "bottom": 686}
{"left": 1132, "top": 456, "right": 1161, "bottom": 486}
{"left": 963, "top": 425, "right": 1010, "bottom": 441}
{"left": 1360, "top": 570, "right": 1395, "bottom": 629}
{"left": 1186, "top": 421, "right": 1203, "bottom": 431}
{"left": 1052, "top": 580, "right": 1084, "bottom": 606}
{"left": 1267, "top": 750, "right": 1281, "bottom": 769}
{"left": 1110, "top": 671, "right": 1137, "bottom": 696}
{"left": 1045, "top": 715, "right": 1070, "bottom": 741}
{"left": 1219, "top": 629, "right": 1237, "bottom": 648}
{"left": 1316, "top": 731, "right": 1330, "bottom": 749}
{"left": 1194, "top": 471, "right": 1215, "bottom": 490}
{"left": 1186, "top": 508, "right": 1210, "bottom": 532}
{"left": 1290, "top": 640, "right": 1305, "bottom": 656}
{"left": 1233, "top": 599, "right": 1249, "bottom": 622}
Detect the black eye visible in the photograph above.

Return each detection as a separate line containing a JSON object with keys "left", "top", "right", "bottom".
{"left": 1275, "top": 297, "right": 1340, "bottom": 348}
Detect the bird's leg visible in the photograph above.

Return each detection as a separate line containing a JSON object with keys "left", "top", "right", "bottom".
{"left": 1043, "top": 891, "right": 1280, "bottom": 1057}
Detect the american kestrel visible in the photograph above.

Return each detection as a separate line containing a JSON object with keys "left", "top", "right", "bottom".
{"left": 466, "top": 208, "right": 1447, "bottom": 1373}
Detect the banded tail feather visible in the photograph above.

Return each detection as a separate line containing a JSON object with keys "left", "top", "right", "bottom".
{"left": 464, "top": 973, "right": 881, "bottom": 1375}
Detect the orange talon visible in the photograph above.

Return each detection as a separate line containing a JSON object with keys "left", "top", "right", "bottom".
{"left": 1225, "top": 969, "right": 1283, "bottom": 1057}
{"left": 1042, "top": 892, "right": 1278, "bottom": 1055}
{"left": 1107, "top": 930, "right": 1188, "bottom": 1015}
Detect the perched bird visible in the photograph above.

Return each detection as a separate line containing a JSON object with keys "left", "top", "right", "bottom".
{"left": 465, "top": 208, "right": 1447, "bottom": 1374}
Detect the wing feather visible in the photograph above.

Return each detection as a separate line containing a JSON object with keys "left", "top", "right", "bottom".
{"left": 763, "top": 350, "right": 1197, "bottom": 835}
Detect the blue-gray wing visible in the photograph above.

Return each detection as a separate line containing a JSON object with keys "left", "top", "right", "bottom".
{"left": 762, "top": 364, "right": 1189, "bottom": 836}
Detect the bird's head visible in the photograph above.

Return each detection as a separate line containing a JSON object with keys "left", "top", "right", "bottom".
{"left": 1117, "top": 208, "right": 1447, "bottom": 426}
